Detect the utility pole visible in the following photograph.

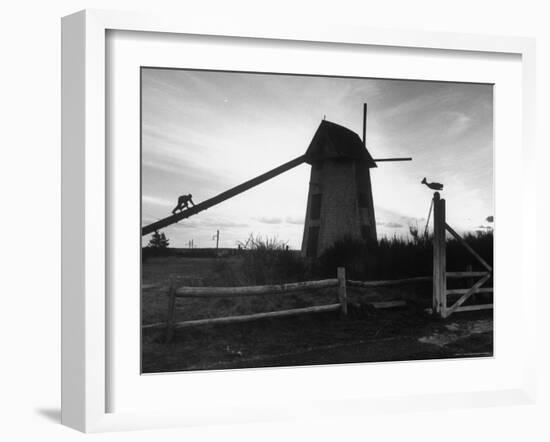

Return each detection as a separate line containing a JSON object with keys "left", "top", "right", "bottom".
{"left": 213, "top": 230, "right": 220, "bottom": 255}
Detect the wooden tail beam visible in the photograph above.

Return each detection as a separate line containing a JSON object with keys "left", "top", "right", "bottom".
{"left": 363, "top": 102, "right": 367, "bottom": 145}
{"left": 142, "top": 155, "right": 307, "bottom": 236}
{"left": 373, "top": 157, "right": 412, "bottom": 162}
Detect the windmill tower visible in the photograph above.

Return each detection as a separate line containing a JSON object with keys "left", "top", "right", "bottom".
{"left": 301, "top": 104, "right": 410, "bottom": 258}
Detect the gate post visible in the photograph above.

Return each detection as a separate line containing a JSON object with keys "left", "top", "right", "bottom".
{"left": 432, "top": 193, "right": 447, "bottom": 317}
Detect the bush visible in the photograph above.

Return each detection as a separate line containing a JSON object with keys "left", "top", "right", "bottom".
{"left": 316, "top": 235, "right": 371, "bottom": 280}
{"left": 147, "top": 230, "right": 169, "bottom": 248}
{"left": 317, "top": 232, "right": 493, "bottom": 281}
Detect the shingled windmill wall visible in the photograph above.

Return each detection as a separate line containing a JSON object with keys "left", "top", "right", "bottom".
{"left": 301, "top": 121, "right": 377, "bottom": 258}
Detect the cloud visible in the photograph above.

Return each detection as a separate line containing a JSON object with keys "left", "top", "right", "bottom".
{"left": 142, "top": 195, "right": 173, "bottom": 207}
{"left": 255, "top": 216, "right": 283, "bottom": 224}
{"left": 377, "top": 221, "right": 404, "bottom": 229}
{"left": 381, "top": 95, "right": 434, "bottom": 119}
{"left": 141, "top": 215, "right": 161, "bottom": 225}
{"left": 442, "top": 111, "right": 472, "bottom": 137}
{"left": 285, "top": 216, "right": 304, "bottom": 225}
{"left": 375, "top": 207, "right": 423, "bottom": 227}
{"left": 477, "top": 225, "right": 493, "bottom": 230}
{"left": 179, "top": 219, "right": 250, "bottom": 229}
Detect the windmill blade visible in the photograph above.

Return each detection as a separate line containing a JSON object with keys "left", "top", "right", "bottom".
{"left": 373, "top": 157, "right": 412, "bottom": 162}
{"left": 141, "top": 155, "right": 307, "bottom": 236}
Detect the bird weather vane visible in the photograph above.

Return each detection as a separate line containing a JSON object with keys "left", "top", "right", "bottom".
{"left": 421, "top": 177, "right": 444, "bottom": 191}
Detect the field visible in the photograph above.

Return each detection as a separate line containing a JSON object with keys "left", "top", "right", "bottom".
{"left": 141, "top": 250, "right": 493, "bottom": 373}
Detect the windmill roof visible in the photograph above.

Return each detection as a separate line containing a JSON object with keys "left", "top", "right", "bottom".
{"left": 304, "top": 120, "right": 377, "bottom": 168}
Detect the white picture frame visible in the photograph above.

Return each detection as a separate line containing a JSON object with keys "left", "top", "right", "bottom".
{"left": 61, "top": 9, "right": 537, "bottom": 433}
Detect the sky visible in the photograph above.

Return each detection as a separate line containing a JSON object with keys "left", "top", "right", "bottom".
{"left": 141, "top": 68, "right": 493, "bottom": 249}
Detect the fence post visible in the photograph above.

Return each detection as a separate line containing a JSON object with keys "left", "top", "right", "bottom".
{"left": 432, "top": 193, "right": 440, "bottom": 315}
{"left": 165, "top": 284, "right": 177, "bottom": 343}
{"left": 439, "top": 197, "right": 447, "bottom": 317}
{"left": 337, "top": 267, "right": 347, "bottom": 316}
{"left": 432, "top": 192, "right": 447, "bottom": 317}
{"left": 466, "top": 264, "right": 475, "bottom": 304}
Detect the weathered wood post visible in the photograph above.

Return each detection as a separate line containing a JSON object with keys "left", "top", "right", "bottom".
{"left": 466, "top": 264, "right": 476, "bottom": 304}
{"left": 165, "top": 284, "right": 177, "bottom": 343}
{"left": 432, "top": 192, "right": 447, "bottom": 317}
{"left": 432, "top": 193, "right": 440, "bottom": 315}
{"left": 337, "top": 267, "right": 348, "bottom": 316}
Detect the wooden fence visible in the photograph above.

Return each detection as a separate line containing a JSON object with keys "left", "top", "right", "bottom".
{"left": 157, "top": 267, "right": 347, "bottom": 342}
{"left": 432, "top": 192, "right": 493, "bottom": 318}
{"left": 142, "top": 267, "right": 434, "bottom": 342}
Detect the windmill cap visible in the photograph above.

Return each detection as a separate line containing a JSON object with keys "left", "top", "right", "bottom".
{"left": 304, "top": 120, "right": 377, "bottom": 168}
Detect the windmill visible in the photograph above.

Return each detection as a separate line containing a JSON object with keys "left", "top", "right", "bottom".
{"left": 142, "top": 103, "right": 412, "bottom": 260}
{"left": 301, "top": 104, "right": 411, "bottom": 257}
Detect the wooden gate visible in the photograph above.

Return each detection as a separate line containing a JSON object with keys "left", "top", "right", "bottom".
{"left": 432, "top": 192, "right": 493, "bottom": 318}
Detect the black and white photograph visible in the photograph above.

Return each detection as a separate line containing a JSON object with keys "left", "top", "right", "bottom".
{"left": 140, "top": 68, "right": 494, "bottom": 373}
{"left": 4, "top": 0, "right": 549, "bottom": 439}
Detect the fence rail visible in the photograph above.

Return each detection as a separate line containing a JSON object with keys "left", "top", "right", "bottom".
{"left": 169, "top": 304, "right": 341, "bottom": 329}
{"left": 445, "top": 272, "right": 490, "bottom": 279}
{"left": 347, "top": 276, "right": 431, "bottom": 288}
{"left": 157, "top": 268, "right": 348, "bottom": 342}
{"left": 142, "top": 284, "right": 160, "bottom": 290}
{"left": 452, "top": 304, "right": 493, "bottom": 313}
{"left": 175, "top": 279, "right": 338, "bottom": 298}
{"left": 446, "top": 288, "right": 493, "bottom": 295}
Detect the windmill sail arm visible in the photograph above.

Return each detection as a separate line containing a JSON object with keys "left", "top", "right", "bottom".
{"left": 142, "top": 155, "right": 306, "bottom": 236}
{"left": 373, "top": 157, "right": 412, "bottom": 162}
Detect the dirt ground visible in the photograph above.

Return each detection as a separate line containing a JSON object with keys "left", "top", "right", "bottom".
{"left": 141, "top": 256, "right": 493, "bottom": 373}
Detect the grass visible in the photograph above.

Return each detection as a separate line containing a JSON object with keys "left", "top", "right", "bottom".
{"left": 142, "top": 230, "right": 493, "bottom": 290}
{"left": 238, "top": 234, "right": 309, "bottom": 285}
{"left": 140, "top": 231, "right": 493, "bottom": 372}
{"left": 316, "top": 231, "right": 493, "bottom": 281}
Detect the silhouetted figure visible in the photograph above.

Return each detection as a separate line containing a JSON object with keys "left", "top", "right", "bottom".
{"left": 172, "top": 194, "right": 195, "bottom": 214}
{"left": 421, "top": 177, "right": 444, "bottom": 191}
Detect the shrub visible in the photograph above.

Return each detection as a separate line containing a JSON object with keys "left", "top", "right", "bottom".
{"left": 316, "top": 235, "right": 370, "bottom": 280}
{"left": 317, "top": 231, "right": 493, "bottom": 281}
{"left": 147, "top": 230, "right": 169, "bottom": 248}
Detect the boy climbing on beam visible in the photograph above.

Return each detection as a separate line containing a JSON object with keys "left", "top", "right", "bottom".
{"left": 172, "top": 193, "right": 195, "bottom": 214}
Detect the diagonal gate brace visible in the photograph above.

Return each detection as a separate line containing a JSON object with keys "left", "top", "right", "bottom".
{"left": 445, "top": 223, "right": 493, "bottom": 272}
{"left": 445, "top": 272, "right": 492, "bottom": 317}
